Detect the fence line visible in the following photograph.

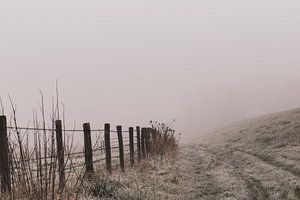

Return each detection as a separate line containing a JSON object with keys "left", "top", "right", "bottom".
{"left": 0, "top": 115, "right": 175, "bottom": 193}
{"left": 7, "top": 126, "right": 138, "bottom": 133}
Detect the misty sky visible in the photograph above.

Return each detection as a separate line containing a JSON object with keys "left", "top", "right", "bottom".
{"left": 1, "top": 0, "right": 300, "bottom": 141}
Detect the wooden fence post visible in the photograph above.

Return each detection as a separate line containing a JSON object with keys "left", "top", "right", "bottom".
{"left": 148, "top": 128, "right": 152, "bottom": 155}
{"left": 141, "top": 128, "right": 146, "bottom": 158}
{"left": 144, "top": 128, "right": 147, "bottom": 156}
{"left": 83, "top": 123, "right": 94, "bottom": 174}
{"left": 104, "top": 123, "right": 112, "bottom": 173}
{"left": 55, "top": 120, "right": 65, "bottom": 191}
{"left": 151, "top": 128, "right": 156, "bottom": 154}
{"left": 129, "top": 127, "right": 134, "bottom": 166}
{"left": 151, "top": 128, "right": 155, "bottom": 154}
{"left": 0, "top": 116, "right": 11, "bottom": 193}
{"left": 117, "top": 126, "right": 125, "bottom": 172}
{"left": 145, "top": 128, "right": 150, "bottom": 157}
{"left": 136, "top": 126, "right": 141, "bottom": 162}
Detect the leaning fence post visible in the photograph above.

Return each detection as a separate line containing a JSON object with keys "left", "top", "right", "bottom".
{"left": 141, "top": 128, "right": 146, "bottom": 158}
{"left": 55, "top": 120, "right": 65, "bottom": 191}
{"left": 117, "top": 126, "right": 125, "bottom": 172}
{"left": 0, "top": 116, "right": 11, "bottom": 193}
{"left": 104, "top": 123, "right": 112, "bottom": 173}
{"left": 136, "top": 126, "right": 141, "bottom": 162}
{"left": 83, "top": 123, "right": 94, "bottom": 174}
{"left": 129, "top": 127, "right": 134, "bottom": 166}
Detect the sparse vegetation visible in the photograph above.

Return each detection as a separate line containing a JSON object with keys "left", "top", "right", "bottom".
{"left": 294, "top": 186, "right": 300, "bottom": 198}
{"left": 0, "top": 95, "right": 179, "bottom": 200}
{"left": 200, "top": 108, "right": 300, "bottom": 199}
{"left": 88, "top": 176, "right": 119, "bottom": 199}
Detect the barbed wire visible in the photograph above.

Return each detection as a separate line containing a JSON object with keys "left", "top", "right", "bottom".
{"left": 7, "top": 126, "right": 138, "bottom": 133}
{"left": 10, "top": 142, "right": 135, "bottom": 166}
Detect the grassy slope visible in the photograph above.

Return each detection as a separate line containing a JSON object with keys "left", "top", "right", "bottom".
{"left": 208, "top": 108, "right": 300, "bottom": 176}
{"left": 82, "top": 109, "right": 300, "bottom": 200}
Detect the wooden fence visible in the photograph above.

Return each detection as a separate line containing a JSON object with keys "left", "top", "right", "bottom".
{"left": 0, "top": 115, "right": 158, "bottom": 193}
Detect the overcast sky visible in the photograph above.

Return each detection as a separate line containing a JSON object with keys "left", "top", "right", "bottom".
{"left": 1, "top": 0, "right": 300, "bottom": 141}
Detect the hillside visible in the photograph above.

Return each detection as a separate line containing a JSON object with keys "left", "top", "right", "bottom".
{"left": 50, "top": 108, "right": 300, "bottom": 199}
{"left": 208, "top": 108, "right": 300, "bottom": 177}
{"left": 174, "top": 108, "right": 300, "bottom": 199}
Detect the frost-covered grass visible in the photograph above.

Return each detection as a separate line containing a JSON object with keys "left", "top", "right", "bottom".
{"left": 78, "top": 156, "right": 182, "bottom": 200}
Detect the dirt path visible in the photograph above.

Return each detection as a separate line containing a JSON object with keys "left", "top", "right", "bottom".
{"left": 175, "top": 144, "right": 300, "bottom": 200}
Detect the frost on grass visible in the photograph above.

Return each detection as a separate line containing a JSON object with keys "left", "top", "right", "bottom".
{"left": 80, "top": 157, "right": 184, "bottom": 200}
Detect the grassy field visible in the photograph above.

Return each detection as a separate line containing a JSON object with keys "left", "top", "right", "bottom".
{"left": 172, "top": 108, "right": 300, "bottom": 200}
{"left": 84, "top": 108, "right": 300, "bottom": 200}
{"left": 5, "top": 108, "right": 300, "bottom": 199}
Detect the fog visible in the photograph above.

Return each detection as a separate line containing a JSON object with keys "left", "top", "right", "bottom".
{"left": 0, "top": 0, "right": 300, "bottom": 142}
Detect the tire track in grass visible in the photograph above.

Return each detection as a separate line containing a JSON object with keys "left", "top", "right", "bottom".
{"left": 214, "top": 149, "right": 270, "bottom": 200}
{"left": 241, "top": 174, "right": 269, "bottom": 200}
{"left": 229, "top": 149, "right": 300, "bottom": 199}
{"left": 236, "top": 149, "right": 300, "bottom": 178}
{"left": 185, "top": 144, "right": 250, "bottom": 199}
{"left": 178, "top": 145, "right": 223, "bottom": 200}
{"left": 197, "top": 145, "right": 273, "bottom": 199}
